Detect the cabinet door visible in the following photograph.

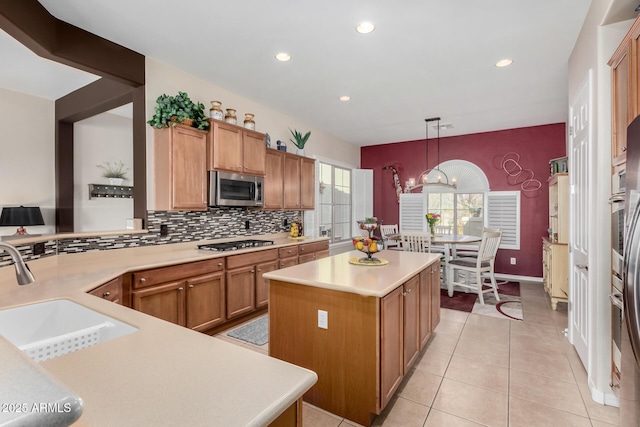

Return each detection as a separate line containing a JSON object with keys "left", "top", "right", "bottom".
{"left": 418, "top": 270, "right": 432, "bottom": 350}
{"left": 226, "top": 266, "right": 256, "bottom": 319}
{"left": 430, "top": 263, "right": 441, "bottom": 330}
{"left": 300, "top": 157, "right": 315, "bottom": 209}
{"left": 172, "top": 126, "right": 207, "bottom": 210}
{"left": 612, "top": 48, "right": 630, "bottom": 161}
{"left": 186, "top": 272, "right": 225, "bottom": 332}
{"left": 403, "top": 275, "right": 420, "bottom": 371}
{"left": 89, "top": 276, "right": 122, "bottom": 304}
{"left": 283, "top": 154, "right": 301, "bottom": 209}
{"left": 255, "top": 260, "right": 278, "bottom": 308}
{"left": 243, "top": 130, "right": 266, "bottom": 175}
{"left": 380, "top": 286, "right": 404, "bottom": 409}
{"left": 132, "top": 281, "right": 185, "bottom": 326}
{"left": 209, "top": 120, "right": 243, "bottom": 172}
{"left": 264, "top": 149, "right": 284, "bottom": 209}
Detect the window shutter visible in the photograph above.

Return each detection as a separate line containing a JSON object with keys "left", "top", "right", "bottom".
{"left": 486, "top": 191, "right": 520, "bottom": 250}
{"left": 399, "top": 193, "right": 428, "bottom": 232}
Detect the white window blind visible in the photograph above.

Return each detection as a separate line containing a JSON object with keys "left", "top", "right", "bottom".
{"left": 486, "top": 191, "right": 520, "bottom": 250}
{"left": 399, "top": 193, "right": 428, "bottom": 232}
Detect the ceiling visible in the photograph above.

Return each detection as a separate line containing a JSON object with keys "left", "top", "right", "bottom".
{"left": 2, "top": 1, "right": 637, "bottom": 146}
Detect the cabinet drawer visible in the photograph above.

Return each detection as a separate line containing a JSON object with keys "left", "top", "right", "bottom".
{"left": 298, "top": 253, "right": 316, "bottom": 264}
{"left": 132, "top": 258, "right": 225, "bottom": 289}
{"left": 299, "top": 240, "right": 329, "bottom": 254}
{"left": 89, "top": 277, "right": 122, "bottom": 303}
{"left": 279, "top": 246, "right": 299, "bottom": 259}
{"left": 226, "top": 248, "right": 278, "bottom": 270}
{"left": 279, "top": 257, "right": 298, "bottom": 269}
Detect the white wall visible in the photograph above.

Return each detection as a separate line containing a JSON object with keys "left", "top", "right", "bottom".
{"left": 0, "top": 88, "right": 56, "bottom": 236}
{"left": 74, "top": 110, "right": 133, "bottom": 232}
{"left": 145, "top": 58, "right": 361, "bottom": 209}
{"left": 568, "top": 0, "right": 633, "bottom": 405}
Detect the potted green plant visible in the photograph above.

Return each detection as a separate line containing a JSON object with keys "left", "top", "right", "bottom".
{"left": 98, "top": 161, "right": 129, "bottom": 185}
{"left": 147, "top": 91, "right": 209, "bottom": 130}
{"left": 289, "top": 128, "right": 311, "bottom": 155}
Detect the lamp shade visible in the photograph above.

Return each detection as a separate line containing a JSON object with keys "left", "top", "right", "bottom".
{"left": 0, "top": 206, "right": 45, "bottom": 227}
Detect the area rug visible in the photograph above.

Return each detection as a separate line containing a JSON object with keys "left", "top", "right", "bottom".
{"left": 441, "top": 282, "right": 523, "bottom": 321}
{"left": 227, "top": 315, "right": 268, "bottom": 346}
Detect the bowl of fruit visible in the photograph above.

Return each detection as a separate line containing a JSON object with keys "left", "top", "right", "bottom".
{"left": 356, "top": 217, "right": 381, "bottom": 234}
{"left": 352, "top": 235, "right": 385, "bottom": 263}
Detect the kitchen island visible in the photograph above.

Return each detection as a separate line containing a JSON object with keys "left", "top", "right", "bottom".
{"left": 0, "top": 234, "right": 321, "bottom": 427}
{"left": 264, "top": 250, "right": 441, "bottom": 426}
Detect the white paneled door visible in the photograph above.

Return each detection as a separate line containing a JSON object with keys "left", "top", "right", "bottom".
{"left": 569, "top": 70, "right": 592, "bottom": 369}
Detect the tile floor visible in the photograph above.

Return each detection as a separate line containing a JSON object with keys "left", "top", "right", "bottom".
{"left": 216, "top": 281, "right": 620, "bottom": 426}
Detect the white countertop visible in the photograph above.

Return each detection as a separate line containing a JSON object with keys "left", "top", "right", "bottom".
{"left": 0, "top": 234, "right": 325, "bottom": 426}
{"left": 263, "top": 250, "right": 441, "bottom": 297}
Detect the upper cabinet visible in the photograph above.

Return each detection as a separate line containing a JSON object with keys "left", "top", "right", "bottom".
{"left": 609, "top": 16, "right": 640, "bottom": 165}
{"left": 154, "top": 125, "right": 208, "bottom": 211}
{"left": 264, "top": 148, "right": 315, "bottom": 210}
{"left": 207, "top": 119, "right": 266, "bottom": 175}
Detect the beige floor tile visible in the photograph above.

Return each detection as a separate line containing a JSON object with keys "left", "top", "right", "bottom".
{"left": 454, "top": 334, "right": 510, "bottom": 368}
{"left": 521, "top": 310, "right": 556, "bottom": 326}
{"left": 508, "top": 396, "right": 592, "bottom": 427}
{"left": 303, "top": 403, "right": 343, "bottom": 427}
{"left": 423, "top": 408, "right": 484, "bottom": 426}
{"left": 432, "top": 378, "right": 508, "bottom": 426}
{"left": 440, "top": 308, "right": 470, "bottom": 324}
{"left": 464, "top": 313, "right": 511, "bottom": 331}
{"left": 578, "top": 385, "right": 620, "bottom": 425}
{"left": 444, "top": 354, "right": 509, "bottom": 394}
{"left": 413, "top": 347, "right": 452, "bottom": 377}
{"left": 509, "top": 369, "right": 588, "bottom": 417}
{"left": 396, "top": 368, "right": 443, "bottom": 406}
{"left": 461, "top": 323, "right": 510, "bottom": 344}
{"left": 510, "top": 349, "right": 576, "bottom": 383}
{"left": 510, "top": 331, "right": 567, "bottom": 356}
{"left": 425, "top": 331, "right": 459, "bottom": 354}
{"left": 371, "top": 396, "right": 429, "bottom": 427}
{"left": 510, "top": 320, "right": 559, "bottom": 339}
{"left": 434, "top": 319, "right": 465, "bottom": 337}
{"left": 590, "top": 420, "right": 619, "bottom": 427}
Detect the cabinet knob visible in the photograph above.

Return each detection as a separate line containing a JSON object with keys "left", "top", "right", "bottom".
{"left": 402, "top": 291, "right": 408, "bottom": 296}
{"left": 103, "top": 292, "right": 110, "bottom": 297}
{"left": 178, "top": 287, "right": 184, "bottom": 291}
{"left": 406, "top": 288, "right": 412, "bottom": 293}
{"left": 218, "top": 262, "right": 223, "bottom": 267}
{"left": 189, "top": 284, "right": 194, "bottom": 288}
{"left": 257, "top": 268, "right": 261, "bottom": 272}
{"left": 140, "top": 278, "right": 146, "bottom": 283}
{"left": 251, "top": 270, "right": 255, "bottom": 273}
{"left": 609, "top": 382, "right": 620, "bottom": 388}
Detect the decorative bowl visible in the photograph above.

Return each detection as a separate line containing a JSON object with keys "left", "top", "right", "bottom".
{"left": 352, "top": 236, "right": 384, "bottom": 262}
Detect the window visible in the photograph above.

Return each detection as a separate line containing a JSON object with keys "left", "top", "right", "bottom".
{"left": 427, "top": 193, "right": 484, "bottom": 236}
{"left": 318, "top": 162, "right": 352, "bottom": 243}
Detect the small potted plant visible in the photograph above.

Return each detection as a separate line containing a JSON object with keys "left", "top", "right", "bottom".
{"left": 98, "top": 161, "right": 129, "bottom": 185}
{"left": 147, "top": 91, "right": 209, "bottom": 130}
{"left": 289, "top": 128, "right": 311, "bottom": 156}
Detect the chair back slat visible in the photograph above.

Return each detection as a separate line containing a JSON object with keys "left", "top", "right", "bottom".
{"left": 380, "top": 224, "right": 398, "bottom": 238}
{"left": 477, "top": 230, "right": 502, "bottom": 265}
{"left": 400, "top": 231, "right": 431, "bottom": 253}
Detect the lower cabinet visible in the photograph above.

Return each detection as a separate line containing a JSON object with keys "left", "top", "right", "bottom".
{"left": 226, "top": 249, "right": 278, "bottom": 319}
{"left": 298, "top": 241, "right": 330, "bottom": 264}
{"left": 279, "top": 246, "right": 299, "bottom": 268}
{"left": 542, "top": 238, "right": 568, "bottom": 310}
{"left": 89, "top": 276, "right": 123, "bottom": 304}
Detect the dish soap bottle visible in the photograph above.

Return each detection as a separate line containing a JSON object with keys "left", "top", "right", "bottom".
{"left": 290, "top": 222, "right": 299, "bottom": 238}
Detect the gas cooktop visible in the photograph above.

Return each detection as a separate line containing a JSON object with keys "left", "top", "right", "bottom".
{"left": 197, "top": 239, "right": 275, "bottom": 252}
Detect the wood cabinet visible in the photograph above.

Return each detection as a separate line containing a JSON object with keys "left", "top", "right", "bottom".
{"left": 88, "top": 276, "right": 122, "bottom": 304}
{"left": 298, "top": 240, "right": 330, "bottom": 264}
{"left": 131, "top": 258, "right": 225, "bottom": 331}
{"left": 402, "top": 275, "right": 420, "bottom": 372}
{"left": 207, "top": 118, "right": 266, "bottom": 175}
{"left": 542, "top": 238, "right": 568, "bottom": 310}
{"left": 548, "top": 173, "right": 569, "bottom": 244}
{"left": 279, "top": 246, "right": 299, "bottom": 268}
{"left": 419, "top": 262, "right": 440, "bottom": 350}
{"left": 380, "top": 286, "right": 403, "bottom": 409}
{"left": 264, "top": 148, "right": 315, "bottom": 210}
{"left": 226, "top": 249, "right": 278, "bottom": 319}
{"left": 154, "top": 124, "right": 208, "bottom": 211}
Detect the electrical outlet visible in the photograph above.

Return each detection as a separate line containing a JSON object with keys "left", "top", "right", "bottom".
{"left": 510, "top": 257, "right": 516, "bottom": 265}
{"left": 283, "top": 219, "right": 288, "bottom": 227}
{"left": 160, "top": 224, "right": 169, "bottom": 237}
{"left": 33, "top": 242, "right": 45, "bottom": 256}
{"left": 318, "top": 310, "right": 328, "bottom": 329}
{"left": 245, "top": 220, "right": 250, "bottom": 230}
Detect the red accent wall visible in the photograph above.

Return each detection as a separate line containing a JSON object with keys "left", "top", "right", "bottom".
{"left": 361, "top": 123, "right": 566, "bottom": 278}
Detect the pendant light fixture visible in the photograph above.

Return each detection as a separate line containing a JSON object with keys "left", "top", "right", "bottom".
{"left": 408, "top": 117, "right": 457, "bottom": 191}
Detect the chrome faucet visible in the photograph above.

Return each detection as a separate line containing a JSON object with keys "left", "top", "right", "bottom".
{"left": 0, "top": 242, "right": 35, "bottom": 285}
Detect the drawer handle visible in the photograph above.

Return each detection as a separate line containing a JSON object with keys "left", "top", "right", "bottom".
{"left": 103, "top": 292, "right": 110, "bottom": 297}
{"left": 178, "top": 287, "right": 184, "bottom": 291}
{"left": 140, "top": 278, "right": 146, "bottom": 283}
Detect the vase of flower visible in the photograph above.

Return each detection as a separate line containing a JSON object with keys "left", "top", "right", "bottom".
{"left": 426, "top": 212, "right": 440, "bottom": 237}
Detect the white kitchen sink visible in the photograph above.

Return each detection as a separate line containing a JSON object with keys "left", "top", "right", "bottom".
{"left": 0, "top": 299, "right": 137, "bottom": 362}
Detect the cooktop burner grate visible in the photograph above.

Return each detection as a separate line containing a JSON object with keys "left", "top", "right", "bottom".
{"left": 198, "top": 239, "right": 275, "bottom": 252}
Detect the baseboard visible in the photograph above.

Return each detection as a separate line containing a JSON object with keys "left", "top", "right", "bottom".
{"left": 587, "top": 377, "right": 620, "bottom": 407}
{"left": 494, "top": 273, "right": 543, "bottom": 283}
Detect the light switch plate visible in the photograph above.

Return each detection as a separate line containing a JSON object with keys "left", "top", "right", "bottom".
{"left": 318, "top": 310, "right": 328, "bottom": 329}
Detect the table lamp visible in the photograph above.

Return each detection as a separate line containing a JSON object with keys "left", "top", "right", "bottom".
{"left": 0, "top": 206, "right": 45, "bottom": 235}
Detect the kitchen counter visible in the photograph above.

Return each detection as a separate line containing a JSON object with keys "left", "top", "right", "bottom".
{"left": 263, "top": 250, "right": 441, "bottom": 297}
{"left": 0, "top": 234, "right": 325, "bottom": 426}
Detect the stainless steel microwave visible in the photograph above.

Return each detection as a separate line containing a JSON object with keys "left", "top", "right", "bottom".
{"left": 208, "top": 171, "right": 264, "bottom": 207}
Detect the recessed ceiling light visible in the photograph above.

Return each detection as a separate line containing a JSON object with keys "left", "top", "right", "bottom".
{"left": 356, "top": 22, "right": 375, "bottom": 34}
{"left": 275, "top": 52, "right": 291, "bottom": 62}
{"left": 495, "top": 59, "right": 513, "bottom": 67}
{"left": 339, "top": 96, "right": 351, "bottom": 101}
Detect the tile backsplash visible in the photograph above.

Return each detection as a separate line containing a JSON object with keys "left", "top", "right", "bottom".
{"left": 0, "top": 208, "right": 301, "bottom": 268}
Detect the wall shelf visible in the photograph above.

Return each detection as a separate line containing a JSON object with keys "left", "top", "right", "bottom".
{"left": 89, "top": 184, "right": 133, "bottom": 199}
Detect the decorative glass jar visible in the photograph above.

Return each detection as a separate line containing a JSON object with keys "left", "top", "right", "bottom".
{"left": 224, "top": 108, "right": 237, "bottom": 125}
{"left": 244, "top": 113, "right": 255, "bottom": 130}
{"left": 209, "top": 100, "right": 224, "bottom": 120}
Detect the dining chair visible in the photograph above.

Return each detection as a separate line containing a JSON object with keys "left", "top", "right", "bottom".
{"left": 380, "top": 224, "right": 400, "bottom": 250}
{"left": 446, "top": 229, "right": 502, "bottom": 304}
{"left": 400, "top": 231, "right": 431, "bottom": 253}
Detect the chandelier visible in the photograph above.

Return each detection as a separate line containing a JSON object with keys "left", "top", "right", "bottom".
{"left": 408, "top": 117, "right": 457, "bottom": 191}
